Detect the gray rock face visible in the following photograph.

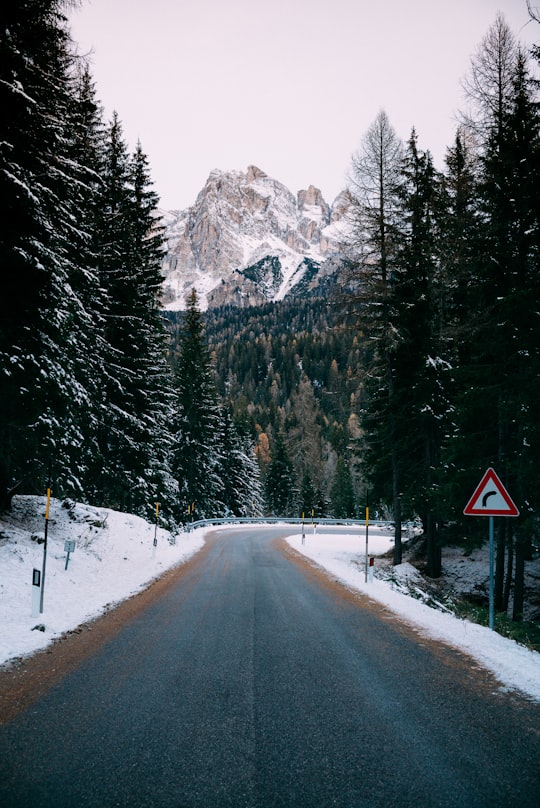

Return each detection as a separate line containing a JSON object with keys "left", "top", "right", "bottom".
{"left": 159, "top": 166, "right": 349, "bottom": 310}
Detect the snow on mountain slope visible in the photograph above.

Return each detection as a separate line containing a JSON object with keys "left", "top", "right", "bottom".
{"left": 159, "top": 165, "right": 350, "bottom": 310}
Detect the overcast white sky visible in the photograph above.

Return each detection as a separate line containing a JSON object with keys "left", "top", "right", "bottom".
{"left": 69, "top": 0, "right": 537, "bottom": 211}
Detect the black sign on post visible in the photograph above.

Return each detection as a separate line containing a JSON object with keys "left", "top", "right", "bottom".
{"left": 32, "top": 568, "right": 41, "bottom": 617}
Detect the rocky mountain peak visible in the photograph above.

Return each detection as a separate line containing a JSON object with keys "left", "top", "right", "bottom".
{"left": 246, "top": 164, "right": 267, "bottom": 182}
{"left": 160, "top": 167, "right": 349, "bottom": 310}
{"left": 297, "top": 184, "right": 327, "bottom": 211}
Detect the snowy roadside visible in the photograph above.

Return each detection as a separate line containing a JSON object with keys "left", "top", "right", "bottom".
{"left": 2, "top": 499, "right": 539, "bottom": 704}
{"left": 286, "top": 529, "right": 540, "bottom": 703}
{"left": 0, "top": 496, "right": 205, "bottom": 666}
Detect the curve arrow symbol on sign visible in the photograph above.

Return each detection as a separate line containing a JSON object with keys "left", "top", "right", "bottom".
{"left": 464, "top": 468, "right": 519, "bottom": 517}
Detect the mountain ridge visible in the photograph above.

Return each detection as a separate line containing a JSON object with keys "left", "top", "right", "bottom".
{"left": 159, "top": 165, "right": 349, "bottom": 310}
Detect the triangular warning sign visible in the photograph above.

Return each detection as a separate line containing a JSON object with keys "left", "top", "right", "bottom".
{"left": 463, "top": 467, "right": 519, "bottom": 517}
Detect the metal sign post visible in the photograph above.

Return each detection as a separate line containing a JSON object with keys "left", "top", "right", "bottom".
{"left": 488, "top": 516, "right": 495, "bottom": 629}
{"left": 32, "top": 569, "right": 41, "bottom": 617}
{"left": 463, "top": 467, "right": 519, "bottom": 630}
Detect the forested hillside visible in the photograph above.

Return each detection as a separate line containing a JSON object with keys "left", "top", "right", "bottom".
{"left": 166, "top": 296, "right": 366, "bottom": 519}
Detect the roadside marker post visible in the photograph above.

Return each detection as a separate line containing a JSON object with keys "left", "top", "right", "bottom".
{"left": 364, "top": 493, "right": 369, "bottom": 583}
{"left": 31, "top": 569, "right": 41, "bottom": 617}
{"left": 64, "top": 540, "right": 75, "bottom": 570}
{"left": 154, "top": 502, "right": 160, "bottom": 546}
{"left": 39, "top": 484, "right": 51, "bottom": 614}
{"left": 463, "top": 468, "right": 519, "bottom": 630}
{"left": 153, "top": 502, "right": 160, "bottom": 558}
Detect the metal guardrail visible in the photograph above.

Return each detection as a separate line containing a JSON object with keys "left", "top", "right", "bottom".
{"left": 186, "top": 517, "right": 396, "bottom": 532}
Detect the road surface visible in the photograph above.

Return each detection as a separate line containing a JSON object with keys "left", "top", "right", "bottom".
{"left": 1, "top": 527, "right": 539, "bottom": 807}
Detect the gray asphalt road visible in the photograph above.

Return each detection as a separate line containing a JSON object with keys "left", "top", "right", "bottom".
{"left": 1, "top": 527, "right": 539, "bottom": 807}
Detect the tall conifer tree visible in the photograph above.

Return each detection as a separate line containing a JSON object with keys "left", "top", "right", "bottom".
{"left": 217, "top": 405, "right": 263, "bottom": 517}
{"left": 347, "top": 110, "right": 405, "bottom": 561}
{"left": 264, "top": 431, "right": 296, "bottom": 516}
{"left": 172, "top": 290, "right": 224, "bottom": 520}
{"left": 0, "top": 1, "right": 97, "bottom": 503}
{"left": 391, "top": 132, "right": 449, "bottom": 577}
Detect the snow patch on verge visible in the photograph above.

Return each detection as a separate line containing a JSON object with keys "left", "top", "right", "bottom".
{"left": 286, "top": 530, "right": 540, "bottom": 702}
{"left": 0, "top": 496, "right": 205, "bottom": 665}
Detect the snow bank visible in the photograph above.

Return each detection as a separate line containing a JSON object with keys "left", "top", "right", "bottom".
{"left": 286, "top": 529, "right": 540, "bottom": 702}
{"left": 0, "top": 496, "right": 204, "bottom": 665}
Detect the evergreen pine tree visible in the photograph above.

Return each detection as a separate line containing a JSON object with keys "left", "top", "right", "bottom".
{"left": 390, "top": 131, "right": 450, "bottom": 576}
{"left": 264, "top": 431, "right": 296, "bottom": 516}
{"left": 436, "top": 129, "right": 482, "bottom": 530}
{"left": 55, "top": 64, "right": 108, "bottom": 499}
{"left": 85, "top": 111, "right": 134, "bottom": 506}
{"left": 124, "top": 142, "right": 177, "bottom": 519}
{"left": 217, "top": 405, "right": 263, "bottom": 516}
{"left": 172, "top": 290, "right": 224, "bottom": 521}
{"left": 329, "top": 456, "right": 355, "bottom": 518}
{"left": 0, "top": 1, "right": 99, "bottom": 503}
{"left": 299, "top": 469, "right": 317, "bottom": 518}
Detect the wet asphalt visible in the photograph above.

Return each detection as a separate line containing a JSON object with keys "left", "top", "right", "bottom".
{"left": 1, "top": 527, "right": 539, "bottom": 807}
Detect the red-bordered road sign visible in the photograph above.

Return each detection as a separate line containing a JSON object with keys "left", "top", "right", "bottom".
{"left": 463, "top": 467, "right": 519, "bottom": 517}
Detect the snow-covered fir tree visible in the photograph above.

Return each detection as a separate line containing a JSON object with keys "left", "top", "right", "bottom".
{"left": 264, "top": 431, "right": 297, "bottom": 516}
{"left": 0, "top": 1, "right": 100, "bottom": 504}
{"left": 171, "top": 290, "right": 225, "bottom": 521}
{"left": 217, "top": 405, "right": 263, "bottom": 517}
{"left": 86, "top": 114, "right": 176, "bottom": 516}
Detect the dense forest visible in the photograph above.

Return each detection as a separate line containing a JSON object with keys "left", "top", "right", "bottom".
{"left": 0, "top": 1, "right": 261, "bottom": 525}
{"left": 345, "top": 14, "right": 540, "bottom": 621}
{"left": 166, "top": 298, "right": 365, "bottom": 519}
{"left": 1, "top": 4, "right": 539, "bottom": 622}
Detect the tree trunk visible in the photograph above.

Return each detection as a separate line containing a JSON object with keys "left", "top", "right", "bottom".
{"left": 502, "top": 530, "right": 513, "bottom": 613}
{"left": 392, "top": 460, "right": 402, "bottom": 565}
{"left": 426, "top": 510, "right": 442, "bottom": 578}
{"left": 512, "top": 530, "right": 530, "bottom": 622}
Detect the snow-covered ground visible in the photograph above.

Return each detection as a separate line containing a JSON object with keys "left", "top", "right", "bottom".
{"left": 286, "top": 527, "right": 540, "bottom": 702}
{"left": 0, "top": 496, "right": 205, "bottom": 665}
{"left": 1, "top": 497, "right": 538, "bottom": 703}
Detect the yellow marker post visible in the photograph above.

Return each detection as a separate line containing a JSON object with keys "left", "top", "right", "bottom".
{"left": 153, "top": 502, "right": 160, "bottom": 550}
{"left": 364, "top": 494, "right": 369, "bottom": 583}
